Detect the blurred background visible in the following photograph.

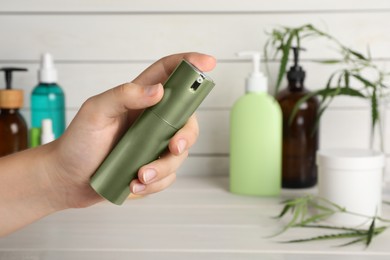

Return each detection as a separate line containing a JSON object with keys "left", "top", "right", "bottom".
{"left": 1, "top": 0, "right": 390, "bottom": 176}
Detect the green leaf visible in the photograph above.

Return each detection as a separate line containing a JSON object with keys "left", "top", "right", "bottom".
{"left": 283, "top": 231, "right": 366, "bottom": 244}
{"left": 301, "top": 224, "right": 367, "bottom": 233}
{"left": 366, "top": 218, "right": 376, "bottom": 246}
{"left": 371, "top": 89, "right": 378, "bottom": 128}
{"left": 325, "top": 71, "right": 340, "bottom": 89}
{"left": 311, "top": 102, "right": 329, "bottom": 135}
{"left": 315, "top": 87, "right": 366, "bottom": 99}
{"left": 351, "top": 73, "right": 377, "bottom": 88}
{"left": 337, "top": 237, "right": 367, "bottom": 247}
{"left": 274, "top": 204, "right": 291, "bottom": 219}
{"left": 296, "top": 212, "right": 333, "bottom": 226}
{"left": 317, "top": 59, "right": 342, "bottom": 64}
{"left": 310, "top": 202, "right": 337, "bottom": 213}
{"left": 275, "top": 31, "right": 294, "bottom": 94}
{"left": 344, "top": 71, "right": 350, "bottom": 88}
{"left": 334, "top": 87, "right": 366, "bottom": 98}
{"left": 348, "top": 48, "right": 368, "bottom": 61}
{"left": 316, "top": 197, "right": 346, "bottom": 212}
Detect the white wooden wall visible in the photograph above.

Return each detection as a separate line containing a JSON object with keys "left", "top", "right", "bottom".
{"left": 1, "top": 0, "right": 390, "bottom": 176}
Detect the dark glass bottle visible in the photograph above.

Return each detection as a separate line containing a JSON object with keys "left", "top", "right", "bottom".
{"left": 0, "top": 68, "right": 28, "bottom": 157}
{"left": 276, "top": 48, "right": 319, "bottom": 188}
{"left": 0, "top": 108, "right": 28, "bottom": 156}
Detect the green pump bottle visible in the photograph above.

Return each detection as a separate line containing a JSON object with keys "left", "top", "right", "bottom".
{"left": 230, "top": 51, "right": 282, "bottom": 196}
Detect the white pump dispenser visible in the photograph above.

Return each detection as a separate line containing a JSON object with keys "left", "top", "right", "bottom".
{"left": 237, "top": 51, "right": 267, "bottom": 93}
{"left": 38, "top": 53, "right": 58, "bottom": 84}
{"left": 230, "top": 50, "right": 282, "bottom": 197}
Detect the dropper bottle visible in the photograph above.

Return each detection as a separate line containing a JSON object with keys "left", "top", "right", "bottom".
{"left": 276, "top": 47, "right": 320, "bottom": 188}
{"left": 31, "top": 53, "right": 65, "bottom": 145}
{"left": 0, "top": 68, "right": 28, "bottom": 157}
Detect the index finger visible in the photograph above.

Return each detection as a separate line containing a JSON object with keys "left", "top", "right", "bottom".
{"left": 132, "top": 52, "right": 216, "bottom": 86}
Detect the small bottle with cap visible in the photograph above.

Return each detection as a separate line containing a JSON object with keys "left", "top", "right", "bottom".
{"left": 31, "top": 53, "right": 65, "bottom": 146}
{"left": 40, "top": 119, "right": 55, "bottom": 145}
{"left": 230, "top": 51, "right": 282, "bottom": 196}
{"left": 0, "top": 68, "right": 28, "bottom": 157}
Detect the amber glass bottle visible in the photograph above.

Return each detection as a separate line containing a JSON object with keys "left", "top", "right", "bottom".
{"left": 0, "top": 68, "right": 28, "bottom": 157}
{"left": 276, "top": 48, "right": 319, "bottom": 188}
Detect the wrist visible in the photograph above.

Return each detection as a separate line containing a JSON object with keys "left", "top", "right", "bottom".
{"left": 36, "top": 141, "right": 71, "bottom": 212}
{"left": 0, "top": 143, "right": 62, "bottom": 235}
{"left": 41, "top": 137, "right": 102, "bottom": 210}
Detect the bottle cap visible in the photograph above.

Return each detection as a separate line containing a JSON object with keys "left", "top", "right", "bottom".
{"left": 0, "top": 67, "right": 27, "bottom": 109}
{"left": 237, "top": 51, "right": 267, "bottom": 93}
{"left": 39, "top": 53, "right": 58, "bottom": 84}
{"left": 0, "top": 89, "right": 24, "bottom": 109}
{"left": 41, "top": 119, "right": 55, "bottom": 144}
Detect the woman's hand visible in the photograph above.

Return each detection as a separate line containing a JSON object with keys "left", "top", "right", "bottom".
{"left": 47, "top": 52, "right": 217, "bottom": 209}
{"left": 0, "top": 52, "right": 216, "bottom": 236}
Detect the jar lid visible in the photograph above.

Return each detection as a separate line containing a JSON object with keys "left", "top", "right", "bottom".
{"left": 0, "top": 89, "right": 24, "bottom": 109}
{"left": 317, "top": 148, "right": 385, "bottom": 170}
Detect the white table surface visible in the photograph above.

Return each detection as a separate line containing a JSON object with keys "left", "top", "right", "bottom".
{"left": 1, "top": 177, "right": 390, "bottom": 260}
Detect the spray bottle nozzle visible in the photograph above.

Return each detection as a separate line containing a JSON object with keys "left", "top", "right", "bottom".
{"left": 237, "top": 51, "right": 267, "bottom": 93}
{"left": 39, "top": 53, "right": 58, "bottom": 83}
{"left": 0, "top": 67, "right": 28, "bottom": 89}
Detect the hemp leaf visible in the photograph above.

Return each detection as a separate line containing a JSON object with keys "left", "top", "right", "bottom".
{"left": 272, "top": 195, "right": 390, "bottom": 247}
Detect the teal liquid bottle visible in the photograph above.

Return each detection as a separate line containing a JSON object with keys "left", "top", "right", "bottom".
{"left": 31, "top": 53, "right": 65, "bottom": 142}
{"left": 230, "top": 51, "right": 282, "bottom": 196}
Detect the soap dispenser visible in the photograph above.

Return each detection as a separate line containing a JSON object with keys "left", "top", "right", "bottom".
{"left": 230, "top": 51, "right": 282, "bottom": 196}
{"left": 0, "top": 68, "right": 28, "bottom": 157}
{"left": 31, "top": 53, "right": 65, "bottom": 143}
{"left": 276, "top": 47, "right": 319, "bottom": 188}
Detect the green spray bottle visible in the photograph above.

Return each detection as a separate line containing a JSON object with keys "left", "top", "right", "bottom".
{"left": 90, "top": 60, "right": 215, "bottom": 205}
{"left": 230, "top": 51, "right": 282, "bottom": 196}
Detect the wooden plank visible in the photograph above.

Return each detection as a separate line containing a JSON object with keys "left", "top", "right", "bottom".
{"left": 0, "top": 13, "right": 389, "bottom": 61}
{"left": 1, "top": 0, "right": 390, "bottom": 12}
{"left": 0, "top": 252, "right": 389, "bottom": 260}
{"left": 1, "top": 177, "right": 390, "bottom": 258}
{"left": 6, "top": 62, "right": 381, "bottom": 110}
{"left": 62, "top": 108, "right": 384, "bottom": 153}
{"left": 19, "top": 106, "right": 389, "bottom": 155}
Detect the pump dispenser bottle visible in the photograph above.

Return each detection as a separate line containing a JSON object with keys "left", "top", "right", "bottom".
{"left": 0, "top": 68, "right": 28, "bottom": 157}
{"left": 276, "top": 47, "right": 319, "bottom": 188}
{"left": 31, "top": 53, "right": 65, "bottom": 143}
{"left": 230, "top": 51, "right": 282, "bottom": 196}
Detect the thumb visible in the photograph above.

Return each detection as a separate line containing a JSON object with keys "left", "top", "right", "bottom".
{"left": 92, "top": 82, "right": 164, "bottom": 118}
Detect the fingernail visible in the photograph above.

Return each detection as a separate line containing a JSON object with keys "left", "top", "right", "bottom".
{"left": 132, "top": 183, "right": 146, "bottom": 193}
{"left": 177, "top": 139, "right": 187, "bottom": 154}
{"left": 143, "top": 168, "right": 157, "bottom": 183}
{"left": 145, "top": 84, "right": 160, "bottom": 96}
